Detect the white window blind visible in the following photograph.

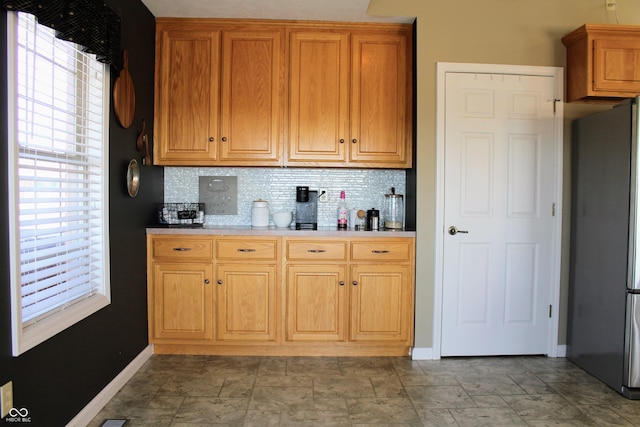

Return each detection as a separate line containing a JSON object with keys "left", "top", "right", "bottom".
{"left": 8, "top": 11, "right": 111, "bottom": 355}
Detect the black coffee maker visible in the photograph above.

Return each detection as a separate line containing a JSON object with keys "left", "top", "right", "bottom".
{"left": 295, "top": 186, "right": 318, "bottom": 230}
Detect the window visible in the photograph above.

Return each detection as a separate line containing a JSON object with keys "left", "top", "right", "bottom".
{"left": 7, "top": 11, "right": 110, "bottom": 356}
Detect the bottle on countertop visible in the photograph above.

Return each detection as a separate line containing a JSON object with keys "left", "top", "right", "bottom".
{"left": 337, "top": 190, "right": 348, "bottom": 230}
{"left": 367, "top": 208, "right": 380, "bottom": 231}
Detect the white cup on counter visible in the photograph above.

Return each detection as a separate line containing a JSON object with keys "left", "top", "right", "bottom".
{"left": 272, "top": 211, "right": 293, "bottom": 228}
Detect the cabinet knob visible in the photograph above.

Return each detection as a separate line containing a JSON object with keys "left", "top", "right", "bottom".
{"left": 221, "top": 137, "right": 227, "bottom": 142}
{"left": 352, "top": 139, "right": 357, "bottom": 144}
{"left": 208, "top": 137, "right": 214, "bottom": 142}
{"left": 352, "top": 281, "right": 358, "bottom": 286}
{"left": 204, "top": 279, "right": 210, "bottom": 285}
{"left": 339, "top": 281, "right": 345, "bottom": 286}
{"left": 217, "top": 279, "right": 223, "bottom": 285}
{"left": 339, "top": 138, "right": 345, "bottom": 144}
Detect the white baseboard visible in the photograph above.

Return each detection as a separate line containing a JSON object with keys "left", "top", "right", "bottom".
{"left": 411, "top": 345, "right": 567, "bottom": 360}
{"left": 66, "top": 344, "right": 153, "bottom": 427}
{"left": 555, "top": 344, "right": 567, "bottom": 357}
{"left": 411, "top": 347, "right": 436, "bottom": 360}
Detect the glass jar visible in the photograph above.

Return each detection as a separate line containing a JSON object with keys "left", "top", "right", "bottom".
{"left": 383, "top": 188, "right": 404, "bottom": 229}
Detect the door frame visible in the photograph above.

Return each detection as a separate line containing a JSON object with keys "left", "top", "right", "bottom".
{"left": 433, "top": 62, "right": 564, "bottom": 358}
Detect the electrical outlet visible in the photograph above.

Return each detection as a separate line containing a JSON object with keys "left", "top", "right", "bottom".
{"left": 606, "top": 0, "right": 616, "bottom": 11}
{"left": 1, "top": 381, "right": 13, "bottom": 419}
{"left": 318, "top": 189, "right": 328, "bottom": 202}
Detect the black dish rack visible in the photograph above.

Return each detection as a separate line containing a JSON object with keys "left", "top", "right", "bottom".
{"left": 157, "top": 203, "right": 205, "bottom": 227}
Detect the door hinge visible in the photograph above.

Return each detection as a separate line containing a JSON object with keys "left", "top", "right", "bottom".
{"left": 549, "top": 305, "right": 553, "bottom": 318}
{"left": 552, "top": 203, "right": 556, "bottom": 217}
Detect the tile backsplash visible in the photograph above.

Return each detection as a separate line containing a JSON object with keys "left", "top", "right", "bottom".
{"left": 164, "top": 167, "right": 406, "bottom": 227}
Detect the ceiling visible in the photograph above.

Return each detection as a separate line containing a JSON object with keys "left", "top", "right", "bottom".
{"left": 140, "top": 0, "right": 414, "bottom": 23}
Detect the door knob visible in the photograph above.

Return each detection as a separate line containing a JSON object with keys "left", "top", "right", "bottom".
{"left": 448, "top": 226, "right": 469, "bottom": 235}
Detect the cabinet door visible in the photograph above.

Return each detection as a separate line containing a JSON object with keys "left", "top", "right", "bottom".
{"left": 155, "top": 30, "right": 220, "bottom": 164}
{"left": 150, "top": 263, "right": 214, "bottom": 341}
{"left": 216, "top": 263, "right": 277, "bottom": 341}
{"left": 219, "top": 30, "right": 283, "bottom": 165}
{"left": 287, "top": 31, "right": 349, "bottom": 165}
{"left": 350, "top": 32, "right": 409, "bottom": 167}
{"left": 593, "top": 38, "right": 640, "bottom": 94}
{"left": 350, "top": 264, "right": 413, "bottom": 343}
{"left": 285, "top": 264, "right": 347, "bottom": 341}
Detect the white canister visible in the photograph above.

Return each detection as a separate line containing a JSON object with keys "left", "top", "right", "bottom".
{"left": 251, "top": 200, "right": 270, "bottom": 227}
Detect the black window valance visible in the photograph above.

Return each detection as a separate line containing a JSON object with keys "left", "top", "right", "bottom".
{"left": 1, "top": 0, "right": 121, "bottom": 69}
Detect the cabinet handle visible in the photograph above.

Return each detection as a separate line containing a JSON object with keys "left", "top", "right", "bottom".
{"left": 221, "top": 137, "right": 227, "bottom": 142}
{"left": 371, "top": 250, "right": 390, "bottom": 254}
{"left": 339, "top": 281, "right": 345, "bottom": 286}
{"left": 352, "top": 138, "right": 357, "bottom": 144}
{"left": 307, "top": 249, "right": 326, "bottom": 253}
{"left": 339, "top": 138, "right": 345, "bottom": 144}
{"left": 237, "top": 248, "right": 256, "bottom": 252}
{"left": 208, "top": 137, "right": 214, "bottom": 142}
{"left": 217, "top": 279, "right": 223, "bottom": 285}
{"left": 352, "top": 281, "right": 358, "bottom": 286}
{"left": 204, "top": 279, "right": 210, "bottom": 285}
{"left": 172, "top": 247, "right": 192, "bottom": 251}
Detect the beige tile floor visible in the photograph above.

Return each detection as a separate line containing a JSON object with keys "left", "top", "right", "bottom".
{"left": 89, "top": 355, "right": 640, "bottom": 426}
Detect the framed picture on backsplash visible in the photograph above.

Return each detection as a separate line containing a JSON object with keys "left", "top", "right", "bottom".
{"left": 199, "top": 176, "right": 238, "bottom": 215}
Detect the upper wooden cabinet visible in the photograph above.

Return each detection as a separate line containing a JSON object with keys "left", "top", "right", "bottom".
{"left": 219, "top": 30, "right": 283, "bottom": 164}
{"left": 562, "top": 24, "right": 640, "bottom": 103}
{"left": 154, "top": 19, "right": 413, "bottom": 168}
{"left": 287, "top": 28, "right": 412, "bottom": 168}
{"left": 154, "top": 29, "right": 220, "bottom": 163}
{"left": 154, "top": 20, "right": 283, "bottom": 166}
{"left": 287, "top": 31, "right": 349, "bottom": 165}
{"left": 350, "top": 32, "right": 411, "bottom": 167}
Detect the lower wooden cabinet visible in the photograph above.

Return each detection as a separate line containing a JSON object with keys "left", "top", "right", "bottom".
{"left": 214, "top": 236, "right": 279, "bottom": 342}
{"left": 286, "top": 264, "right": 348, "bottom": 342}
{"left": 285, "top": 238, "right": 414, "bottom": 348}
{"left": 215, "top": 263, "right": 277, "bottom": 342}
{"left": 147, "top": 233, "right": 414, "bottom": 356}
{"left": 148, "top": 236, "right": 215, "bottom": 342}
{"left": 151, "top": 262, "right": 214, "bottom": 341}
{"left": 350, "top": 264, "right": 413, "bottom": 343}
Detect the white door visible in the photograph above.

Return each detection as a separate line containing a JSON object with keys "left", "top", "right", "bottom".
{"left": 441, "top": 71, "right": 557, "bottom": 356}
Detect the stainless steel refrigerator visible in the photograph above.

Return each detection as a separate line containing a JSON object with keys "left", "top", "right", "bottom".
{"left": 568, "top": 96, "right": 640, "bottom": 399}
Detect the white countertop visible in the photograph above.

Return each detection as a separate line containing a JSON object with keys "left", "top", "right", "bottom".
{"left": 147, "top": 225, "right": 416, "bottom": 238}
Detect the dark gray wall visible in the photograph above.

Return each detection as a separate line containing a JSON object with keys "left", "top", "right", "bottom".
{"left": 405, "top": 20, "right": 417, "bottom": 231}
{"left": 0, "top": 1, "right": 163, "bottom": 425}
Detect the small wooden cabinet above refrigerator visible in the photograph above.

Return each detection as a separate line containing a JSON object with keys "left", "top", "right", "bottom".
{"left": 562, "top": 24, "right": 640, "bottom": 103}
